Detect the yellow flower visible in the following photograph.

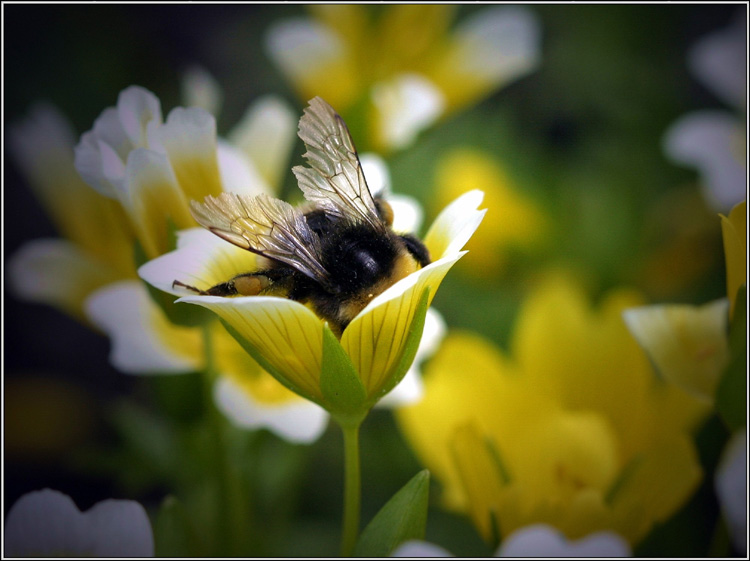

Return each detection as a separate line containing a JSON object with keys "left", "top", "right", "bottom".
{"left": 396, "top": 275, "right": 708, "bottom": 545}
{"left": 140, "top": 190, "right": 485, "bottom": 417}
{"left": 265, "top": 5, "right": 540, "bottom": 151}
{"left": 720, "top": 200, "right": 747, "bottom": 315}
{"left": 433, "top": 148, "right": 547, "bottom": 278}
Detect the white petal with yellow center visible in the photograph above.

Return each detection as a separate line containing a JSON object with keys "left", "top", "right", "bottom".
{"left": 117, "top": 85, "right": 163, "bottom": 148}
{"left": 372, "top": 73, "right": 445, "bottom": 151}
{"left": 424, "top": 189, "right": 486, "bottom": 260}
{"left": 86, "top": 281, "right": 199, "bottom": 374}
{"left": 452, "top": 6, "right": 541, "bottom": 85}
{"left": 217, "top": 140, "right": 272, "bottom": 197}
{"left": 138, "top": 227, "right": 259, "bottom": 296}
{"left": 214, "top": 376, "right": 329, "bottom": 443}
{"left": 622, "top": 298, "right": 730, "bottom": 400}
{"left": 8, "top": 239, "right": 120, "bottom": 321}
{"left": 227, "top": 95, "right": 297, "bottom": 190}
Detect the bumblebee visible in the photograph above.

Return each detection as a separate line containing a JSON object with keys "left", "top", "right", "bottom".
{"left": 174, "top": 97, "right": 430, "bottom": 335}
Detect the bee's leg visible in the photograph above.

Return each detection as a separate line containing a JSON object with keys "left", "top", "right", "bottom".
{"left": 172, "top": 274, "right": 269, "bottom": 297}
{"left": 399, "top": 234, "right": 431, "bottom": 267}
{"left": 172, "top": 280, "right": 210, "bottom": 295}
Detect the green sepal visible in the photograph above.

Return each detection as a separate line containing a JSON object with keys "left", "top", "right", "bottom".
{"left": 716, "top": 286, "right": 747, "bottom": 431}
{"left": 133, "top": 239, "right": 213, "bottom": 327}
{"left": 219, "top": 319, "right": 321, "bottom": 406}
{"left": 370, "top": 287, "right": 430, "bottom": 405}
{"left": 320, "top": 322, "right": 368, "bottom": 419}
{"left": 154, "top": 495, "right": 198, "bottom": 557}
{"left": 353, "top": 469, "right": 431, "bottom": 557}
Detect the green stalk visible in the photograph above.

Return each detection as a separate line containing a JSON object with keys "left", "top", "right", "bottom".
{"left": 339, "top": 418, "right": 364, "bottom": 557}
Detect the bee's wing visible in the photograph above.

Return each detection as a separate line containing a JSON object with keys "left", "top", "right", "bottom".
{"left": 190, "top": 192, "right": 332, "bottom": 286}
{"left": 293, "top": 97, "right": 386, "bottom": 232}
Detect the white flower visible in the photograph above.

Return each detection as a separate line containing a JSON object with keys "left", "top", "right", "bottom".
{"left": 4, "top": 489, "right": 154, "bottom": 557}
{"left": 496, "top": 524, "right": 631, "bottom": 557}
{"left": 390, "top": 525, "right": 631, "bottom": 558}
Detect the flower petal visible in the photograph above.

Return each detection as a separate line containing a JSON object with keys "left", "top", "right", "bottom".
{"left": 378, "top": 307, "right": 445, "bottom": 407}
{"left": 342, "top": 253, "right": 462, "bottom": 399}
{"left": 8, "top": 239, "right": 121, "bottom": 321}
{"left": 622, "top": 299, "right": 730, "bottom": 400}
{"left": 153, "top": 107, "right": 223, "bottom": 201}
{"left": 138, "top": 227, "right": 258, "bottom": 296}
{"left": 226, "top": 95, "right": 297, "bottom": 190}
{"left": 497, "top": 524, "right": 631, "bottom": 557}
{"left": 663, "top": 110, "right": 746, "bottom": 212}
{"left": 423, "top": 189, "right": 486, "bottom": 260}
{"left": 264, "top": 18, "right": 358, "bottom": 110}
{"left": 432, "top": 6, "right": 541, "bottom": 109}
{"left": 5, "top": 489, "right": 154, "bottom": 557}
{"left": 124, "top": 148, "right": 194, "bottom": 258}
{"left": 213, "top": 376, "right": 329, "bottom": 443}
{"left": 85, "top": 280, "right": 200, "bottom": 374}
{"left": 391, "top": 539, "right": 453, "bottom": 557}
{"left": 688, "top": 9, "right": 747, "bottom": 110}
{"left": 217, "top": 140, "right": 272, "bottom": 197}
{"left": 117, "top": 85, "right": 163, "bottom": 148}
{"left": 371, "top": 73, "right": 445, "bottom": 151}
{"left": 181, "top": 295, "right": 325, "bottom": 403}
{"left": 721, "top": 200, "right": 747, "bottom": 314}
{"left": 181, "top": 65, "right": 223, "bottom": 116}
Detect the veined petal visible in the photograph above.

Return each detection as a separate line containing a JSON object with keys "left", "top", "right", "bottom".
{"left": 180, "top": 295, "right": 325, "bottom": 404}
{"left": 8, "top": 239, "right": 122, "bottom": 322}
{"left": 423, "top": 189, "right": 486, "bottom": 260}
{"left": 226, "top": 95, "right": 297, "bottom": 190}
{"left": 432, "top": 6, "right": 541, "bottom": 109}
{"left": 213, "top": 376, "right": 329, "bottom": 443}
{"left": 378, "top": 307, "right": 445, "bottom": 407}
{"left": 497, "top": 525, "right": 631, "bottom": 558}
{"left": 85, "top": 281, "right": 200, "bottom": 374}
{"left": 153, "top": 107, "right": 223, "bottom": 201}
{"left": 371, "top": 73, "right": 445, "bottom": 151}
{"left": 342, "top": 253, "right": 463, "bottom": 399}
{"left": 138, "top": 227, "right": 258, "bottom": 296}
{"left": 181, "top": 65, "right": 223, "bottom": 116}
{"left": 5, "top": 489, "right": 154, "bottom": 557}
{"left": 663, "top": 110, "right": 745, "bottom": 212}
{"left": 622, "top": 299, "right": 730, "bottom": 400}
{"left": 265, "top": 18, "right": 358, "bottom": 110}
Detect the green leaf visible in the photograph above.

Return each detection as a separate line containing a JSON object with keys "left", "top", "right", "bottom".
{"left": 154, "top": 496, "right": 199, "bottom": 557}
{"left": 320, "top": 323, "right": 367, "bottom": 419}
{"left": 372, "top": 287, "right": 430, "bottom": 403}
{"left": 353, "top": 469, "right": 430, "bottom": 557}
{"left": 716, "top": 286, "right": 747, "bottom": 431}
{"left": 133, "top": 239, "right": 213, "bottom": 327}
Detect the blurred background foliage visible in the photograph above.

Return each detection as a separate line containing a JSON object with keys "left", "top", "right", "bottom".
{"left": 4, "top": 4, "right": 742, "bottom": 557}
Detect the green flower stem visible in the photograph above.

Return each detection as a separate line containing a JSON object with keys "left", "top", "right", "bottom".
{"left": 201, "top": 323, "right": 252, "bottom": 556}
{"left": 339, "top": 417, "right": 364, "bottom": 557}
